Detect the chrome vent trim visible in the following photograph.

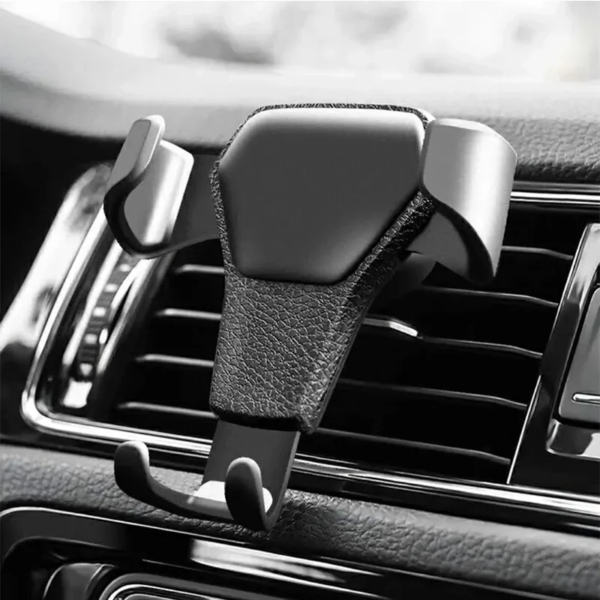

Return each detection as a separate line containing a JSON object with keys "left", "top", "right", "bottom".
{"left": 16, "top": 170, "right": 600, "bottom": 520}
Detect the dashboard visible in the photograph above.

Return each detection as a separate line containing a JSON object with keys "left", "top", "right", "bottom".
{"left": 1, "top": 10, "right": 599, "bottom": 600}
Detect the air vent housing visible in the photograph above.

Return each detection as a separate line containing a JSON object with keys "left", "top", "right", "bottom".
{"left": 95, "top": 201, "right": 595, "bottom": 484}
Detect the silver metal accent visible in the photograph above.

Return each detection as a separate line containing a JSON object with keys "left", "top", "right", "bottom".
{"left": 0, "top": 165, "right": 111, "bottom": 351}
{"left": 93, "top": 257, "right": 168, "bottom": 395}
{"left": 153, "top": 310, "right": 428, "bottom": 346}
{"left": 506, "top": 379, "right": 542, "bottom": 484}
{"left": 363, "top": 316, "right": 420, "bottom": 338}
{"left": 157, "top": 308, "right": 222, "bottom": 322}
{"left": 53, "top": 231, "right": 141, "bottom": 408}
{"left": 190, "top": 538, "right": 383, "bottom": 592}
{"left": 511, "top": 183, "right": 600, "bottom": 208}
{"left": 365, "top": 315, "right": 540, "bottom": 360}
{"left": 62, "top": 380, "right": 92, "bottom": 410}
{"left": 120, "top": 129, "right": 194, "bottom": 248}
{"left": 513, "top": 180, "right": 600, "bottom": 196}
{"left": 104, "top": 116, "right": 218, "bottom": 258}
{"left": 107, "top": 584, "right": 218, "bottom": 600}
{"left": 412, "top": 119, "right": 517, "bottom": 284}
{"left": 60, "top": 244, "right": 128, "bottom": 379}
{"left": 573, "top": 393, "right": 600, "bottom": 406}
{"left": 547, "top": 418, "right": 600, "bottom": 460}
{"left": 16, "top": 178, "right": 600, "bottom": 521}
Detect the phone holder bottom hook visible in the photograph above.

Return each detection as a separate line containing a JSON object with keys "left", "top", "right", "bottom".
{"left": 114, "top": 421, "right": 299, "bottom": 530}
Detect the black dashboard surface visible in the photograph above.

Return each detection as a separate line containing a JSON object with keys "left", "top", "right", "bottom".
{"left": 2, "top": 445, "right": 600, "bottom": 600}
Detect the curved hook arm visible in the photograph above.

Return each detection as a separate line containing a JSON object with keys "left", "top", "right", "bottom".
{"left": 410, "top": 119, "right": 517, "bottom": 285}
{"left": 114, "top": 421, "right": 298, "bottom": 529}
{"left": 114, "top": 441, "right": 222, "bottom": 519}
{"left": 225, "top": 458, "right": 273, "bottom": 530}
{"left": 104, "top": 116, "right": 219, "bottom": 258}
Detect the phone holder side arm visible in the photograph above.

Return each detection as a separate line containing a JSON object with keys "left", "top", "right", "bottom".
{"left": 105, "top": 106, "right": 516, "bottom": 531}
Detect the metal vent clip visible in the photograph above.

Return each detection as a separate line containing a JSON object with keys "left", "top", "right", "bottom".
{"left": 105, "top": 108, "right": 516, "bottom": 531}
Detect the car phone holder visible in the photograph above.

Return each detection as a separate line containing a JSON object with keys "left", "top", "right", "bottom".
{"left": 105, "top": 105, "right": 516, "bottom": 531}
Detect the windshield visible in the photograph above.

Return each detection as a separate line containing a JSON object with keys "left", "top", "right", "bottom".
{"left": 2, "top": 0, "right": 599, "bottom": 82}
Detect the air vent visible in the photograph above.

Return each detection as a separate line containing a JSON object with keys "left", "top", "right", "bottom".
{"left": 102, "top": 202, "right": 595, "bottom": 484}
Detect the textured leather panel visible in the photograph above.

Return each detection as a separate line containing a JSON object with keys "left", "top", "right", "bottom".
{"left": 486, "top": 114, "right": 600, "bottom": 185}
{"left": 2, "top": 444, "right": 600, "bottom": 599}
{"left": 210, "top": 195, "right": 434, "bottom": 433}
{"left": 208, "top": 105, "right": 436, "bottom": 433}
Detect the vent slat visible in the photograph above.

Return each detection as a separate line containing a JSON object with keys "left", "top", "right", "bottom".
{"left": 314, "top": 428, "right": 511, "bottom": 466}
{"left": 158, "top": 269, "right": 224, "bottom": 313}
{"left": 425, "top": 245, "right": 572, "bottom": 302}
{"left": 362, "top": 320, "right": 543, "bottom": 360}
{"left": 418, "top": 287, "right": 558, "bottom": 310}
{"left": 113, "top": 401, "right": 512, "bottom": 480}
{"left": 345, "top": 329, "right": 539, "bottom": 403}
{"left": 143, "top": 317, "right": 219, "bottom": 360}
{"left": 380, "top": 287, "right": 557, "bottom": 352}
{"left": 176, "top": 265, "right": 225, "bottom": 276}
{"left": 115, "top": 399, "right": 511, "bottom": 465}
{"left": 115, "top": 404, "right": 512, "bottom": 467}
{"left": 154, "top": 310, "right": 542, "bottom": 360}
{"left": 419, "top": 335, "right": 542, "bottom": 361}
{"left": 324, "top": 378, "right": 522, "bottom": 458}
{"left": 502, "top": 246, "right": 573, "bottom": 262}
{"left": 300, "top": 430, "right": 509, "bottom": 481}
{"left": 116, "top": 402, "right": 217, "bottom": 439}
{"left": 156, "top": 308, "right": 221, "bottom": 322}
{"left": 126, "top": 357, "right": 213, "bottom": 411}
{"left": 119, "top": 401, "right": 215, "bottom": 421}
{"left": 135, "top": 354, "right": 215, "bottom": 369}
{"left": 502, "top": 204, "right": 593, "bottom": 253}
{"left": 336, "top": 379, "right": 527, "bottom": 412}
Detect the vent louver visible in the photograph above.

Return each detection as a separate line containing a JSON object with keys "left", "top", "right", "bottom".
{"left": 105, "top": 203, "right": 593, "bottom": 484}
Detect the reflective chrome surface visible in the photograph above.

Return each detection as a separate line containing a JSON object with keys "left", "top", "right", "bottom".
{"left": 547, "top": 417, "right": 600, "bottom": 460}
{"left": 512, "top": 180, "right": 600, "bottom": 199}
{"left": 573, "top": 393, "right": 600, "bottom": 406}
{"left": 0, "top": 166, "right": 111, "bottom": 353}
{"left": 106, "top": 584, "right": 219, "bottom": 600}
{"left": 363, "top": 316, "right": 420, "bottom": 338}
{"left": 511, "top": 181, "right": 600, "bottom": 209}
{"left": 414, "top": 118, "right": 516, "bottom": 284}
{"left": 59, "top": 243, "right": 138, "bottom": 408}
{"left": 6, "top": 169, "right": 600, "bottom": 528}
{"left": 509, "top": 224, "right": 600, "bottom": 492}
{"left": 104, "top": 116, "right": 219, "bottom": 258}
{"left": 0, "top": 166, "right": 113, "bottom": 416}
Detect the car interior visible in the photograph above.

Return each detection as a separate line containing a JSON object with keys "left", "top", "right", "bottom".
{"left": 0, "top": 5, "right": 599, "bottom": 600}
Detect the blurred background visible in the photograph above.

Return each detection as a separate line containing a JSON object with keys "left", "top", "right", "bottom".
{"left": 2, "top": 0, "right": 599, "bottom": 82}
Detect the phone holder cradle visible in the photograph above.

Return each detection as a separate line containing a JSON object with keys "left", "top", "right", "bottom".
{"left": 105, "top": 105, "right": 516, "bottom": 531}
